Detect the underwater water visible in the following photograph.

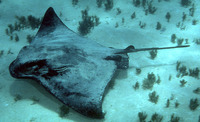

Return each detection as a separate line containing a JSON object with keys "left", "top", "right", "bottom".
{"left": 0, "top": 0, "right": 200, "bottom": 121}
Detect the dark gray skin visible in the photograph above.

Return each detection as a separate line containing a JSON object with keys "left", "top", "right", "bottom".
{"left": 9, "top": 7, "right": 189, "bottom": 118}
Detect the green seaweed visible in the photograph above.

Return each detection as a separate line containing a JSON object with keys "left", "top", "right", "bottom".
{"left": 170, "top": 114, "right": 180, "bottom": 122}
{"left": 10, "top": 35, "right": 13, "bottom": 40}
{"left": 15, "top": 34, "right": 19, "bottom": 42}
{"left": 169, "top": 75, "right": 172, "bottom": 81}
{"left": 149, "top": 50, "right": 157, "bottom": 59}
{"left": 189, "top": 98, "right": 199, "bottom": 110}
{"left": 151, "top": 113, "right": 163, "bottom": 122}
{"left": 189, "top": 4, "right": 195, "bottom": 16}
{"left": 166, "top": 12, "right": 171, "bottom": 22}
{"left": 171, "top": 34, "right": 176, "bottom": 43}
{"left": 149, "top": 91, "right": 159, "bottom": 104}
{"left": 72, "top": 0, "right": 78, "bottom": 6}
{"left": 15, "top": 15, "right": 42, "bottom": 30}
{"left": 193, "top": 38, "right": 200, "bottom": 45}
{"left": 96, "top": 0, "right": 104, "bottom": 8}
{"left": 180, "top": 79, "right": 187, "bottom": 87}
{"left": 133, "top": 0, "right": 141, "bottom": 7}
{"left": 166, "top": 99, "right": 170, "bottom": 108}
{"left": 142, "top": 72, "right": 157, "bottom": 90}
{"left": 122, "top": 18, "right": 125, "bottom": 24}
{"left": 156, "top": 22, "right": 161, "bottom": 30}
{"left": 131, "top": 12, "right": 136, "bottom": 19}
{"left": 116, "top": 8, "right": 121, "bottom": 15}
{"left": 192, "top": 19, "right": 198, "bottom": 25}
{"left": 176, "top": 61, "right": 181, "bottom": 71}
{"left": 176, "top": 64, "right": 188, "bottom": 78}
{"left": 193, "top": 87, "right": 200, "bottom": 94}
{"left": 175, "top": 101, "right": 180, "bottom": 108}
{"left": 156, "top": 75, "right": 161, "bottom": 84}
{"left": 115, "top": 22, "right": 119, "bottom": 28}
{"left": 136, "top": 68, "right": 141, "bottom": 75}
{"left": 182, "top": 12, "right": 187, "bottom": 22}
{"left": 8, "top": 24, "right": 14, "bottom": 34}
{"left": 104, "top": 0, "right": 113, "bottom": 11}
{"left": 181, "top": 0, "right": 191, "bottom": 7}
{"left": 177, "top": 38, "right": 184, "bottom": 46}
{"left": 139, "top": 21, "right": 146, "bottom": 29}
{"left": 27, "top": 34, "right": 35, "bottom": 43}
{"left": 29, "top": 117, "right": 37, "bottom": 122}
{"left": 189, "top": 67, "right": 199, "bottom": 79}
{"left": 147, "top": 1, "right": 157, "bottom": 14}
{"left": 170, "top": 94, "right": 175, "bottom": 100}
{"left": 142, "top": 0, "right": 147, "bottom": 8}
{"left": 133, "top": 81, "right": 140, "bottom": 90}
{"left": 5, "top": 28, "right": 9, "bottom": 36}
{"left": 78, "top": 9, "right": 100, "bottom": 35}
{"left": 0, "top": 50, "right": 4, "bottom": 57}
{"left": 5, "top": 15, "right": 42, "bottom": 41}
{"left": 138, "top": 112, "right": 147, "bottom": 122}
{"left": 27, "top": 15, "right": 41, "bottom": 30}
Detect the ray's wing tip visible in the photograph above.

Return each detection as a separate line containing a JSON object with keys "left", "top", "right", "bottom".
{"left": 46, "top": 7, "right": 55, "bottom": 13}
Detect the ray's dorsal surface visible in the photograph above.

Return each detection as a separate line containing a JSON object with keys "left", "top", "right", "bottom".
{"left": 9, "top": 7, "right": 130, "bottom": 118}
{"left": 9, "top": 7, "right": 189, "bottom": 118}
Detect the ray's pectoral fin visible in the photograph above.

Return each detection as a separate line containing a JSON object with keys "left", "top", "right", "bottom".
{"left": 36, "top": 7, "right": 65, "bottom": 35}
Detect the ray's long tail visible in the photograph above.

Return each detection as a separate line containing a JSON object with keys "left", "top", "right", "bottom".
{"left": 116, "top": 45, "right": 190, "bottom": 54}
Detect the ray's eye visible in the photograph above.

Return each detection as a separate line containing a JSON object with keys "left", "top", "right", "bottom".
{"left": 16, "top": 59, "right": 47, "bottom": 76}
